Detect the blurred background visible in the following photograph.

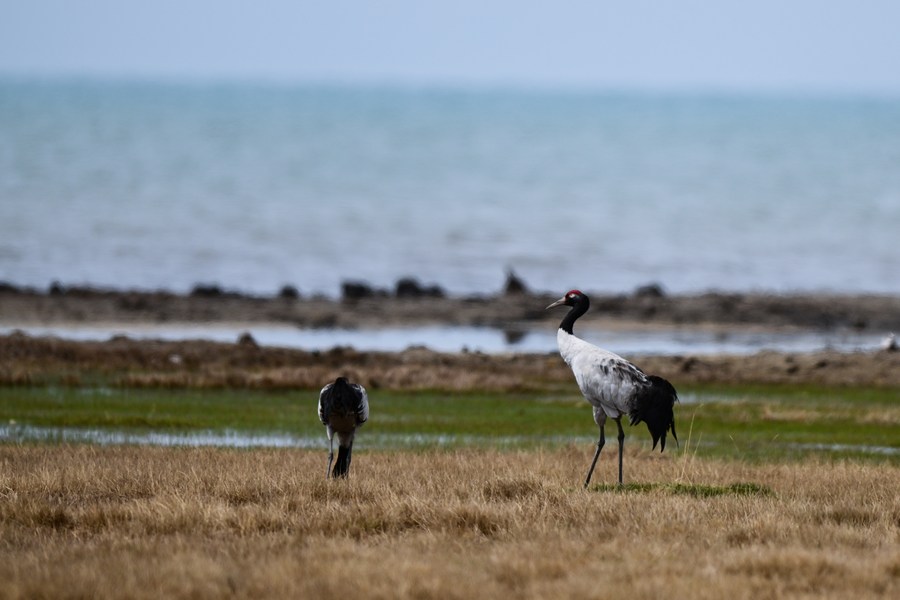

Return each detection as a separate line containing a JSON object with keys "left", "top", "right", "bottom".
{"left": 2, "top": 0, "right": 899, "bottom": 297}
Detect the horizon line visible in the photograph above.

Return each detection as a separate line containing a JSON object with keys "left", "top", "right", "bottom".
{"left": 2, "top": 70, "right": 900, "bottom": 101}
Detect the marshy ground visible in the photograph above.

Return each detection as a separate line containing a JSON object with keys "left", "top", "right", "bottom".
{"left": 1, "top": 288, "right": 898, "bottom": 598}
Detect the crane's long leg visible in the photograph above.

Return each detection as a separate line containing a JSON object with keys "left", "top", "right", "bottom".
{"left": 584, "top": 426, "right": 606, "bottom": 489}
{"left": 615, "top": 418, "right": 625, "bottom": 485}
{"left": 345, "top": 442, "right": 353, "bottom": 475}
{"left": 325, "top": 435, "right": 335, "bottom": 480}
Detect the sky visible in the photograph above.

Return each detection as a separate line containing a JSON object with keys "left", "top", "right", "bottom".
{"left": 2, "top": 1, "right": 900, "bottom": 94}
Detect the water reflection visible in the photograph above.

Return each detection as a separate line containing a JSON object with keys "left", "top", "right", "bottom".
{"left": 0, "top": 424, "right": 591, "bottom": 450}
{"left": 2, "top": 424, "right": 897, "bottom": 456}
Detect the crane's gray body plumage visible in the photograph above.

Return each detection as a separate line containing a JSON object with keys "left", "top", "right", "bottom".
{"left": 549, "top": 290, "right": 677, "bottom": 487}
{"left": 318, "top": 376, "right": 369, "bottom": 479}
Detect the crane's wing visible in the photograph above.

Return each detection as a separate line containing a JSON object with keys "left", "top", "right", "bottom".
{"left": 317, "top": 382, "right": 334, "bottom": 425}
{"left": 569, "top": 348, "right": 649, "bottom": 414}
{"left": 350, "top": 383, "right": 369, "bottom": 425}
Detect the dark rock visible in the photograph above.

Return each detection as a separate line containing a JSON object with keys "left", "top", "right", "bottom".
{"left": 237, "top": 332, "right": 259, "bottom": 348}
{"left": 278, "top": 285, "right": 300, "bottom": 299}
{"left": 634, "top": 283, "right": 666, "bottom": 298}
{"left": 191, "top": 284, "right": 224, "bottom": 298}
{"left": 503, "top": 269, "right": 529, "bottom": 295}
{"left": 395, "top": 277, "right": 444, "bottom": 298}
{"left": 342, "top": 281, "right": 376, "bottom": 300}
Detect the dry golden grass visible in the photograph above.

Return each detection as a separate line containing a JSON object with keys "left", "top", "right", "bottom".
{"left": 1, "top": 445, "right": 898, "bottom": 599}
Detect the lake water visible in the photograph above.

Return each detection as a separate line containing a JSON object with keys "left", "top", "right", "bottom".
{"left": 0, "top": 323, "right": 887, "bottom": 355}
{"left": 1, "top": 78, "right": 899, "bottom": 297}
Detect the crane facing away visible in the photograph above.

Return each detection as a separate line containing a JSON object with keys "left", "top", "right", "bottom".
{"left": 547, "top": 290, "right": 678, "bottom": 488}
{"left": 318, "top": 376, "right": 369, "bottom": 479}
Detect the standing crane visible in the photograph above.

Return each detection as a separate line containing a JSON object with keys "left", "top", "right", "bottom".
{"left": 547, "top": 290, "right": 677, "bottom": 488}
{"left": 318, "top": 376, "right": 369, "bottom": 479}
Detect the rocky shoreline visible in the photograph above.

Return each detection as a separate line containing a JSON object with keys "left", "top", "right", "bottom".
{"left": 2, "top": 282, "right": 900, "bottom": 332}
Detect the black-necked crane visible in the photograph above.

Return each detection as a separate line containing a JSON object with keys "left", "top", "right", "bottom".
{"left": 318, "top": 376, "right": 369, "bottom": 479}
{"left": 547, "top": 290, "right": 678, "bottom": 488}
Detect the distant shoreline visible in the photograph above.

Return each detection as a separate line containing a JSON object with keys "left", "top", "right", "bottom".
{"left": 1, "top": 281, "right": 899, "bottom": 333}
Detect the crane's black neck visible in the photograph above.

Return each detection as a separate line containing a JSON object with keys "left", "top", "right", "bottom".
{"left": 559, "top": 294, "right": 590, "bottom": 335}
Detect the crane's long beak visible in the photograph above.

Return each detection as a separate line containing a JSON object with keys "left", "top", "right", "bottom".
{"left": 546, "top": 296, "right": 567, "bottom": 309}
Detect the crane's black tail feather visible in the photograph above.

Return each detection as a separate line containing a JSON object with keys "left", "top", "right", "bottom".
{"left": 629, "top": 375, "right": 678, "bottom": 452}
{"left": 331, "top": 442, "right": 353, "bottom": 478}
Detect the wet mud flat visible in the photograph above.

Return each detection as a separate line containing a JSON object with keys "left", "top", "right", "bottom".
{"left": 2, "top": 283, "right": 898, "bottom": 391}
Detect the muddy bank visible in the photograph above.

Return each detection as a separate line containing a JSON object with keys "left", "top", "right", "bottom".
{"left": 3, "top": 284, "right": 898, "bottom": 390}
{"left": 2, "top": 332, "right": 898, "bottom": 391}
{"left": 2, "top": 284, "right": 900, "bottom": 332}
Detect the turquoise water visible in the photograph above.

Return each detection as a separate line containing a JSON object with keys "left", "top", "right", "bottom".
{"left": 2, "top": 78, "right": 899, "bottom": 296}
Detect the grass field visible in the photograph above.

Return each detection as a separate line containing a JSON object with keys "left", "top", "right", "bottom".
{"left": 1, "top": 383, "right": 899, "bottom": 598}
{"left": 1, "top": 445, "right": 898, "bottom": 599}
